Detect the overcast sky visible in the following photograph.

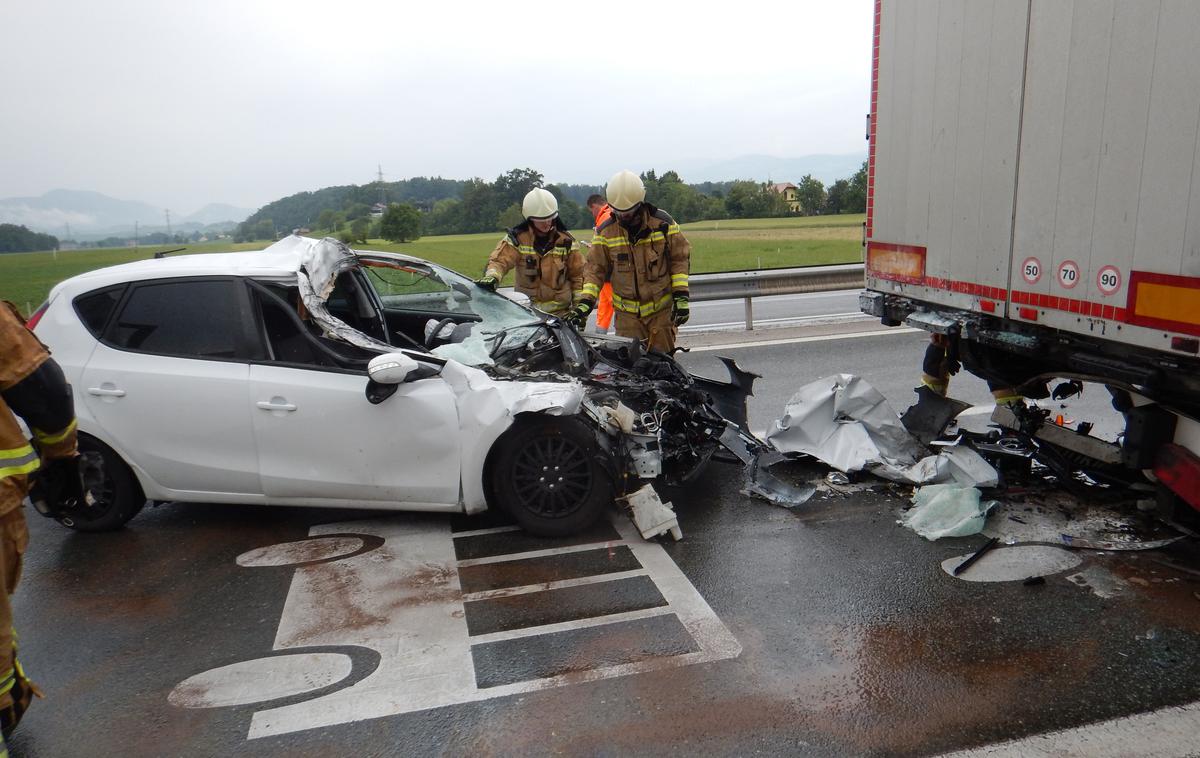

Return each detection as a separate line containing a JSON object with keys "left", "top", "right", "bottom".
{"left": 1, "top": 1, "right": 872, "bottom": 214}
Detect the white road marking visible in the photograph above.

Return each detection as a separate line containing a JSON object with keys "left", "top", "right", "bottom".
{"left": 686, "top": 327, "right": 921, "bottom": 352}
{"left": 467, "top": 606, "right": 676, "bottom": 645}
{"left": 454, "top": 539, "right": 629, "bottom": 568}
{"left": 181, "top": 515, "right": 742, "bottom": 739}
{"left": 938, "top": 701, "right": 1200, "bottom": 757}
{"left": 235, "top": 536, "right": 365, "bottom": 567}
{"left": 460, "top": 568, "right": 649, "bottom": 602}
{"left": 170, "top": 653, "right": 353, "bottom": 708}
{"left": 450, "top": 525, "right": 522, "bottom": 538}
{"left": 681, "top": 312, "right": 872, "bottom": 332}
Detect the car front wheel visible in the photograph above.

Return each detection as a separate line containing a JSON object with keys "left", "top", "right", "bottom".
{"left": 491, "top": 418, "right": 612, "bottom": 537}
{"left": 62, "top": 435, "right": 146, "bottom": 532}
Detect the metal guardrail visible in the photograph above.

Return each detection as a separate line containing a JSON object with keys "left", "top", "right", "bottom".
{"left": 688, "top": 263, "right": 866, "bottom": 330}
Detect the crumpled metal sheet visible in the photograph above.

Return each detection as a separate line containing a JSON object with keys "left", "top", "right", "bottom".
{"left": 766, "top": 374, "right": 998, "bottom": 487}
{"left": 288, "top": 236, "right": 396, "bottom": 353}
{"left": 718, "top": 426, "right": 816, "bottom": 508}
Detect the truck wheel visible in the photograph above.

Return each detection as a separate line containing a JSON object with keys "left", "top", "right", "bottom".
{"left": 63, "top": 435, "right": 146, "bottom": 532}
{"left": 491, "top": 418, "right": 612, "bottom": 537}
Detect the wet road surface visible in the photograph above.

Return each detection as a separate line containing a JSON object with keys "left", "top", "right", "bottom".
{"left": 11, "top": 455, "right": 1200, "bottom": 757}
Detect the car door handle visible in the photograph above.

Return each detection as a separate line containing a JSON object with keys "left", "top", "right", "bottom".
{"left": 87, "top": 387, "right": 126, "bottom": 398}
{"left": 256, "top": 400, "right": 297, "bottom": 412}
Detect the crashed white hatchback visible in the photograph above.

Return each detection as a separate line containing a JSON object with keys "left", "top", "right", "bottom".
{"left": 31, "top": 236, "right": 761, "bottom": 536}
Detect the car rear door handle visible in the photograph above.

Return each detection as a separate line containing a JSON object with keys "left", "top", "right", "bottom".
{"left": 256, "top": 400, "right": 297, "bottom": 412}
{"left": 87, "top": 386, "right": 126, "bottom": 398}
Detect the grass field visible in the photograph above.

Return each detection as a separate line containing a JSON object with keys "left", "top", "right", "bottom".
{"left": 0, "top": 214, "right": 864, "bottom": 315}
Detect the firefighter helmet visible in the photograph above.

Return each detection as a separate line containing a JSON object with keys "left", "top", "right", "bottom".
{"left": 606, "top": 170, "right": 645, "bottom": 212}
{"left": 522, "top": 188, "right": 558, "bottom": 220}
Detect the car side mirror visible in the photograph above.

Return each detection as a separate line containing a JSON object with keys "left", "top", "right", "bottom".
{"left": 365, "top": 353, "right": 423, "bottom": 405}
{"left": 368, "top": 353, "right": 420, "bottom": 384}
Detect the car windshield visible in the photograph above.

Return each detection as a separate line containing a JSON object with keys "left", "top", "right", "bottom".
{"left": 357, "top": 254, "right": 549, "bottom": 366}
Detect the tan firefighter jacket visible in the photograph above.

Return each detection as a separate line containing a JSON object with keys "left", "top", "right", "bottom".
{"left": 484, "top": 221, "right": 584, "bottom": 314}
{"left": 0, "top": 302, "right": 77, "bottom": 516}
{"left": 582, "top": 204, "right": 691, "bottom": 318}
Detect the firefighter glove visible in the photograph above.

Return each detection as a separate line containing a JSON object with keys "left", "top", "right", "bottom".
{"left": 475, "top": 275, "right": 498, "bottom": 291}
{"left": 565, "top": 300, "right": 593, "bottom": 330}
{"left": 29, "top": 455, "right": 94, "bottom": 520}
{"left": 672, "top": 294, "right": 690, "bottom": 326}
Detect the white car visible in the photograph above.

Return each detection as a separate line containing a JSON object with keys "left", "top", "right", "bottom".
{"left": 31, "top": 236, "right": 759, "bottom": 536}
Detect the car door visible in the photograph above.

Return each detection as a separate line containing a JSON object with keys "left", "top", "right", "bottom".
{"left": 247, "top": 285, "right": 462, "bottom": 508}
{"left": 79, "top": 277, "right": 262, "bottom": 496}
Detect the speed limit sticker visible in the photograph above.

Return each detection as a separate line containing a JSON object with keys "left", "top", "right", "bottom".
{"left": 1021, "top": 257, "right": 1042, "bottom": 285}
{"left": 1057, "top": 260, "right": 1080, "bottom": 289}
{"left": 1097, "top": 265, "right": 1122, "bottom": 295}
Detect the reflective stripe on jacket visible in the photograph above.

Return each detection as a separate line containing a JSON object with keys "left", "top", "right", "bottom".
{"left": 583, "top": 204, "right": 690, "bottom": 317}
{"left": 0, "top": 302, "right": 53, "bottom": 514}
{"left": 484, "top": 222, "right": 584, "bottom": 313}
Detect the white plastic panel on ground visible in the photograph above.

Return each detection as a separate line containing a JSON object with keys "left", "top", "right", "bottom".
{"left": 870, "top": 0, "right": 1027, "bottom": 312}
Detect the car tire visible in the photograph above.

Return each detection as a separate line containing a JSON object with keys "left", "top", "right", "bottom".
{"left": 491, "top": 417, "right": 612, "bottom": 537}
{"left": 63, "top": 435, "right": 146, "bottom": 532}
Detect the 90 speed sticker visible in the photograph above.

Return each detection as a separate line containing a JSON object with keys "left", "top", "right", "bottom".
{"left": 1097, "top": 265, "right": 1121, "bottom": 296}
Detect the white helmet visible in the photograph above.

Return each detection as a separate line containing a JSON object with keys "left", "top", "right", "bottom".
{"left": 522, "top": 188, "right": 558, "bottom": 220}
{"left": 606, "top": 170, "right": 646, "bottom": 212}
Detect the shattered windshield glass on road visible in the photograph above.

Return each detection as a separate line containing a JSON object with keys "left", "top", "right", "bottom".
{"left": 359, "top": 255, "right": 548, "bottom": 367}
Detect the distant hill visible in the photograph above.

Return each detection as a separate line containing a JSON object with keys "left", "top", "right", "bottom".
{"left": 677, "top": 152, "right": 867, "bottom": 185}
{"left": 0, "top": 189, "right": 249, "bottom": 241}
{"left": 182, "top": 203, "right": 253, "bottom": 225}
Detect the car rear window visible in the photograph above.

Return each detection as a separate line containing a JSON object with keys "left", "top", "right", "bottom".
{"left": 110, "top": 280, "right": 241, "bottom": 358}
{"left": 73, "top": 285, "right": 126, "bottom": 338}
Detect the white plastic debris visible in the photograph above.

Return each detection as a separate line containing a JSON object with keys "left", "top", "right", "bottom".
{"left": 621, "top": 484, "right": 682, "bottom": 541}
{"left": 766, "top": 374, "right": 997, "bottom": 487}
{"left": 901, "top": 484, "right": 989, "bottom": 540}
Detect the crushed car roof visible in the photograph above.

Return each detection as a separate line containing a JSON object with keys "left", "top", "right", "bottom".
{"left": 47, "top": 235, "right": 425, "bottom": 300}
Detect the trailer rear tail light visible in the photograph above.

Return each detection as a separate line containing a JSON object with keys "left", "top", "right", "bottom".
{"left": 1171, "top": 336, "right": 1199, "bottom": 354}
{"left": 24, "top": 302, "right": 49, "bottom": 331}
{"left": 1154, "top": 443, "right": 1200, "bottom": 513}
{"left": 979, "top": 300, "right": 996, "bottom": 313}
{"left": 1018, "top": 307, "right": 1038, "bottom": 321}
{"left": 866, "top": 242, "right": 926, "bottom": 283}
{"left": 1127, "top": 272, "right": 1200, "bottom": 337}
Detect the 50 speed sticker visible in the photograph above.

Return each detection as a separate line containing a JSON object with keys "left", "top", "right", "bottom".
{"left": 1021, "top": 257, "right": 1042, "bottom": 285}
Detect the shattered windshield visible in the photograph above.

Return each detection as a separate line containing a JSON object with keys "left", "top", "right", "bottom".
{"left": 358, "top": 254, "right": 548, "bottom": 366}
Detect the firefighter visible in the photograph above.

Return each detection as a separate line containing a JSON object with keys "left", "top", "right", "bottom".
{"left": 585, "top": 194, "right": 614, "bottom": 334}
{"left": 568, "top": 170, "right": 692, "bottom": 353}
{"left": 475, "top": 188, "right": 585, "bottom": 316}
{"left": 0, "top": 300, "right": 90, "bottom": 744}
{"left": 921, "top": 332, "right": 1023, "bottom": 406}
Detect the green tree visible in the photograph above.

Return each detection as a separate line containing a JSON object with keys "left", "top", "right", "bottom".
{"left": 252, "top": 219, "right": 275, "bottom": 241}
{"left": 0, "top": 224, "right": 58, "bottom": 253}
{"left": 845, "top": 161, "right": 868, "bottom": 213}
{"left": 350, "top": 217, "right": 370, "bottom": 244}
{"left": 317, "top": 209, "right": 337, "bottom": 231}
{"left": 825, "top": 179, "right": 850, "bottom": 214}
{"left": 380, "top": 203, "right": 422, "bottom": 242}
{"left": 796, "top": 174, "right": 827, "bottom": 216}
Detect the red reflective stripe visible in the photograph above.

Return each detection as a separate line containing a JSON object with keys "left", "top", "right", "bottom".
{"left": 866, "top": 0, "right": 881, "bottom": 238}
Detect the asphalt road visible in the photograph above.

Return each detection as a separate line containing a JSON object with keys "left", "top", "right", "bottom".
{"left": 8, "top": 303, "right": 1200, "bottom": 757}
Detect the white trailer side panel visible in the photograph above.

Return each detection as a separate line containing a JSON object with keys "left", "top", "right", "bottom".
{"left": 1012, "top": 0, "right": 1200, "bottom": 351}
{"left": 867, "top": 0, "right": 1028, "bottom": 312}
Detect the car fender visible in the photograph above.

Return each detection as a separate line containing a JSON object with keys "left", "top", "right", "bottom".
{"left": 438, "top": 361, "right": 585, "bottom": 513}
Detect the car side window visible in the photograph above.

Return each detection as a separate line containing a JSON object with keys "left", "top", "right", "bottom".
{"left": 109, "top": 280, "right": 242, "bottom": 359}
{"left": 73, "top": 285, "right": 126, "bottom": 338}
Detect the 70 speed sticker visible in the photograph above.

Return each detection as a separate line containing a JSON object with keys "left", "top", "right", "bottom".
{"left": 1057, "top": 260, "right": 1080, "bottom": 289}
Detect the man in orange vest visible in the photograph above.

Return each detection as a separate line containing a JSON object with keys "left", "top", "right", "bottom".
{"left": 585, "top": 194, "right": 614, "bottom": 333}
{"left": 0, "top": 301, "right": 90, "bottom": 744}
